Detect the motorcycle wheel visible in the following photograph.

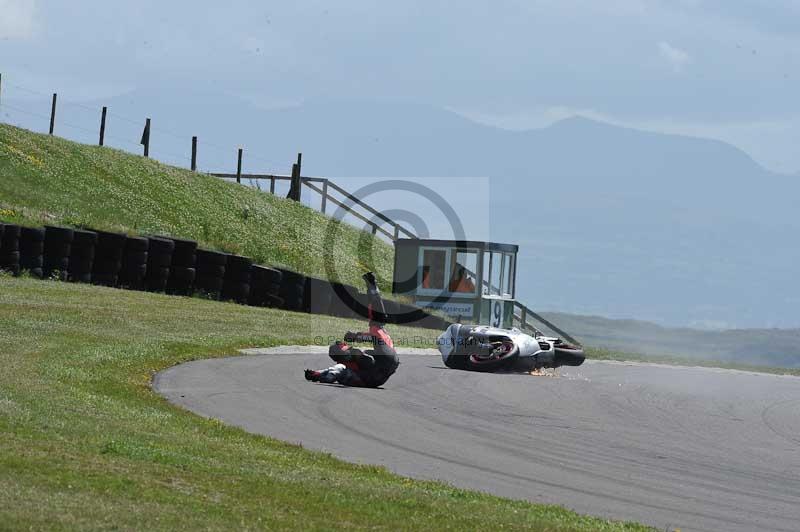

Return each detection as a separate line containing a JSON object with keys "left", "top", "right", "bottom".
{"left": 464, "top": 343, "right": 520, "bottom": 372}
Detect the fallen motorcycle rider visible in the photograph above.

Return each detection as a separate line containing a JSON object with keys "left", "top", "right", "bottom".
{"left": 437, "top": 323, "right": 585, "bottom": 372}
{"left": 304, "top": 272, "right": 400, "bottom": 387}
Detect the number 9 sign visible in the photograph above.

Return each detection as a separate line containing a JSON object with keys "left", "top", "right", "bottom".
{"left": 491, "top": 299, "right": 504, "bottom": 327}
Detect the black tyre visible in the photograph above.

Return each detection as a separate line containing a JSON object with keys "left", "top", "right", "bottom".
{"left": 167, "top": 267, "right": 196, "bottom": 283}
{"left": 70, "top": 273, "right": 92, "bottom": 284}
{"left": 122, "top": 251, "right": 148, "bottom": 266}
{"left": 44, "top": 226, "right": 75, "bottom": 243}
{"left": 1, "top": 224, "right": 21, "bottom": 252}
{"left": 265, "top": 294, "right": 284, "bottom": 308}
{"left": 329, "top": 282, "right": 360, "bottom": 318}
{"left": 0, "top": 250, "right": 21, "bottom": 266}
{"left": 225, "top": 255, "right": 252, "bottom": 274}
{"left": 282, "top": 295, "right": 305, "bottom": 311}
{"left": 265, "top": 281, "right": 282, "bottom": 296}
{"left": 196, "top": 249, "right": 228, "bottom": 266}
{"left": 92, "top": 259, "right": 122, "bottom": 275}
{"left": 20, "top": 254, "right": 43, "bottom": 269}
{"left": 70, "top": 230, "right": 97, "bottom": 265}
{"left": 26, "top": 267, "right": 44, "bottom": 279}
{"left": 553, "top": 343, "right": 586, "bottom": 367}
{"left": 72, "top": 229, "right": 98, "bottom": 247}
{"left": 121, "top": 265, "right": 148, "bottom": 277}
{"left": 278, "top": 269, "right": 305, "bottom": 287}
{"left": 44, "top": 242, "right": 72, "bottom": 258}
{"left": 121, "top": 267, "right": 147, "bottom": 286}
{"left": 95, "top": 231, "right": 126, "bottom": 262}
{"left": 145, "top": 272, "right": 169, "bottom": 292}
{"left": 169, "top": 238, "right": 197, "bottom": 267}
{"left": 124, "top": 236, "right": 149, "bottom": 253}
{"left": 2, "top": 264, "right": 21, "bottom": 276}
{"left": 251, "top": 265, "right": 282, "bottom": 284}
{"left": 20, "top": 241, "right": 44, "bottom": 256}
{"left": 304, "top": 277, "right": 333, "bottom": 315}
{"left": 92, "top": 273, "right": 118, "bottom": 287}
{"left": 20, "top": 226, "right": 45, "bottom": 243}
{"left": 145, "top": 266, "right": 170, "bottom": 280}
{"left": 146, "top": 237, "right": 175, "bottom": 256}
{"left": 195, "top": 274, "right": 224, "bottom": 294}
{"left": 247, "top": 285, "right": 267, "bottom": 306}
{"left": 196, "top": 264, "right": 225, "bottom": 278}
{"left": 221, "top": 281, "right": 250, "bottom": 303}
{"left": 167, "top": 267, "right": 196, "bottom": 294}
{"left": 67, "top": 257, "right": 93, "bottom": 275}
{"left": 43, "top": 257, "right": 70, "bottom": 274}
{"left": 69, "top": 248, "right": 95, "bottom": 263}
{"left": 147, "top": 252, "right": 172, "bottom": 268}
{"left": 278, "top": 269, "right": 305, "bottom": 296}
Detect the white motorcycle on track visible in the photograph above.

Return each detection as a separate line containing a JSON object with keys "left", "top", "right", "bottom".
{"left": 437, "top": 323, "right": 585, "bottom": 372}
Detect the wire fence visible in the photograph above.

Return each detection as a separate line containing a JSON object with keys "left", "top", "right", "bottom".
{"left": 0, "top": 73, "right": 416, "bottom": 239}
{"left": 0, "top": 74, "right": 292, "bottom": 175}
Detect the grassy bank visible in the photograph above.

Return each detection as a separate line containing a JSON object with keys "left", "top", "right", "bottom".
{"left": 0, "top": 123, "right": 392, "bottom": 290}
{"left": 0, "top": 276, "right": 649, "bottom": 531}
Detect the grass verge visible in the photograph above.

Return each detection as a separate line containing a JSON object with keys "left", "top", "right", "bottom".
{"left": 0, "top": 276, "right": 650, "bottom": 531}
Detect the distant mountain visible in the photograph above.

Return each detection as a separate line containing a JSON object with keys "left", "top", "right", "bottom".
{"left": 5, "top": 90, "right": 800, "bottom": 329}
{"left": 542, "top": 312, "right": 800, "bottom": 369}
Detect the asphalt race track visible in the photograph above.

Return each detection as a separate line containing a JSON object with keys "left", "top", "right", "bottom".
{"left": 155, "top": 350, "right": 800, "bottom": 531}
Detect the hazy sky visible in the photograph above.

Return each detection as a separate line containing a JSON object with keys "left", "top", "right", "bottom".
{"left": 2, "top": 0, "right": 799, "bottom": 172}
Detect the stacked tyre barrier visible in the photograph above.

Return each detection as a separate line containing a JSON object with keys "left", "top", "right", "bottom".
{"left": 249, "top": 265, "right": 283, "bottom": 307}
{"left": 145, "top": 237, "right": 174, "bottom": 292}
{"left": 118, "top": 236, "right": 149, "bottom": 290}
{"left": 166, "top": 238, "right": 197, "bottom": 296}
{"left": 328, "top": 282, "right": 361, "bottom": 319}
{"left": 19, "top": 226, "right": 45, "bottom": 279}
{"left": 305, "top": 276, "right": 334, "bottom": 315}
{"left": 222, "top": 255, "right": 252, "bottom": 304}
{"left": 0, "top": 223, "right": 21, "bottom": 276}
{"left": 67, "top": 229, "right": 97, "bottom": 283}
{"left": 92, "top": 231, "right": 127, "bottom": 287}
{"left": 43, "top": 226, "right": 74, "bottom": 281}
{"left": 278, "top": 269, "right": 306, "bottom": 311}
{"left": 195, "top": 249, "right": 227, "bottom": 297}
{"left": 1, "top": 223, "right": 451, "bottom": 330}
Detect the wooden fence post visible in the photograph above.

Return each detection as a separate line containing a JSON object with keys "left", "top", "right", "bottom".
{"left": 141, "top": 118, "right": 151, "bottom": 157}
{"left": 288, "top": 163, "right": 298, "bottom": 200}
{"left": 99, "top": 106, "right": 107, "bottom": 146}
{"left": 49, "top": 93, "right": 57, "bottom": 135}
{"left": 393, "top": 224, "right": 400, "bottom": 240}
{"left": 191, "top": 136, "right": 197, "bottom": 171}
{"left": 294, "top": 152, "right": 303, "bottom": 202}
{"left": 270, "top": 177, "right": 275, "bottom": 194}
{"left": 236, "top": 148, "right": 243, "bottom": 183}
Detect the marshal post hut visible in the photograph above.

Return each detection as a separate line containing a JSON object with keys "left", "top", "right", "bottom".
{"left": 392, "top": 238, "right": 519, "bottom": 327}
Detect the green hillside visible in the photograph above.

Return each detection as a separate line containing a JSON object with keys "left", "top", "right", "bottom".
{"left": 0, "top": 123, "right": 392, "bottom": 290}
